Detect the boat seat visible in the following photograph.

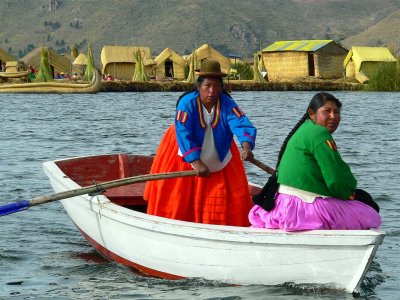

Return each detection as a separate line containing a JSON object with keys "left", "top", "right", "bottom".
{"left": 104, "top": 182, "right": 147, "bottom": 206}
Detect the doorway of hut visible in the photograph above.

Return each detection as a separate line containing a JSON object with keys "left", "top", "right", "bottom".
{"left": 308, "top": 53, "right": 315, "bottom": 77}
{"left": 165, "top": 59, "right": 174, "bottom": 78}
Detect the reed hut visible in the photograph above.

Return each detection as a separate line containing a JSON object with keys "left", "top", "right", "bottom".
{"left": 72, "top": 52, "right": 87, "bottom": 76}
{"left": 0, "top": 48, "right": 15, "bottom": 69}
{"left": 100, "top": 46, "right": 156, "bottom": 81}
{"left": 20, "top": 47, "right": 72, "bottom": 78}
{"left": 4, "top": 61, "right": 21, "bottom": 72}
{"left": 154, "top": 48, "right": 186, "bottom": 80}
{"left": 188, "top": 44, "right": 231, "bottom": 74}
{"left": 262, "top": 40, "right": 348, "bottom": 81}
{"left": 343, "top": 46, "right": 397, "bottom": 83}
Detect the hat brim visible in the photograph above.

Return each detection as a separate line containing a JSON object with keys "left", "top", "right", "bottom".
{"left": 195, "top": 71, "right": 227, "bottom": 78}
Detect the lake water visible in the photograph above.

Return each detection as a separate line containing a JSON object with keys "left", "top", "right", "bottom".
{"left": 0, "top": 91, "right": 399, "bottom": 299}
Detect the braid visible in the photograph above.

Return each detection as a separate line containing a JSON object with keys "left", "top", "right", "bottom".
{"left": 176, "top": 89, "right": 196, "bottom": 108}
{"left": 275, "top": 113, "right": 309, "bottom": 168}
{"left": 253, "top": 92, "right": 342, "bottom": 212}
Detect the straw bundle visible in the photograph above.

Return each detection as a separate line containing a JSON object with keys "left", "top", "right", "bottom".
{"left": 132, "top": 51, "right": 149, "bottom": 82}
{"left": 83, "top": 44, "right": 96, "bottom": 82}
{"left": 35, "top": 48, "right": 53, "bottom": 82}
{"left": 253, "top": 53, "right": 265, "bottom": 82}
{"left": 185, "top": 52, "right": 197, "bottom": 83}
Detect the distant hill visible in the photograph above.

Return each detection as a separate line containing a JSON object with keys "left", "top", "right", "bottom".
{"left": 0, "top": 0, "right": 399, "bottom": 63}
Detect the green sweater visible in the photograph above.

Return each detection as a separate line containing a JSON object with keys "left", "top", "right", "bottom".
{"left": 277, "top": 119, "right": 357, "bottom": 199}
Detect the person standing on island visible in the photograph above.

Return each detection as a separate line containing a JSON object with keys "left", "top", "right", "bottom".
{"left": 144, "top": 59, "right": 257, "bottom": 226}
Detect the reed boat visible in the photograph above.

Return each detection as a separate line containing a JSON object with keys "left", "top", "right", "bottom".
{"left": 0, "top": 71, "right": 29, "bottom": 79}
{"left": 0, "top": 69, "right": 100, "bottom": 94}
{"left": 42, "top": 153, "right": 385, "bottom": 294}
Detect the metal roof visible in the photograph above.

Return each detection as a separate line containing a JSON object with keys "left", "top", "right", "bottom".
{"left": 343, "top": 46, "right": 397, "bottom": 70}
{"left": 262, "top": 40, "right": 334, "bottom": 52}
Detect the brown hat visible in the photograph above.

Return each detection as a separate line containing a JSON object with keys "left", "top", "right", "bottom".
{"left": 195, "top": 59, "right": 227, "bottom": 78}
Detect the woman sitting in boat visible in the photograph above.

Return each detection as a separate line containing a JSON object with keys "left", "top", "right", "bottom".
{"left": 144, "top": 59, "right": 257, "bottom": 226}
{"left": 249, "top": 92, "right": 381, "bottom": 231}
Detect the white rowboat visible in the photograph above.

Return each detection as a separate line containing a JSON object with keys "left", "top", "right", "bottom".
{"left": 42, "top": 153, "right": 385, "bottom": 294}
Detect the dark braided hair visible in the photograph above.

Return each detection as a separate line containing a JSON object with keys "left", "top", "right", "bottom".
{"left": 276, "top": 92, "right": 342, "bottom": 168}
{"left": 253, "top": 92, "right": 342, "bottom": 211}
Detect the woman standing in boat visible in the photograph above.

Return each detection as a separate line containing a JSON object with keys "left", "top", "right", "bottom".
{"left": 249, "top": 92, "right": 381, "bottom": 231}
{"left": 144, "top": 59, "right": 257, "bottom": 226}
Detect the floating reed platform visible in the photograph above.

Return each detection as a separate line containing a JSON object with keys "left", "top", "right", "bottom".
{"left": 100, "top": 79, "right": 361, "bottom": 92}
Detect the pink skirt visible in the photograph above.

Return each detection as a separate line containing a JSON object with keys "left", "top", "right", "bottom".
{"left": 248, "top": 193, "right": 382, "bottom": 231}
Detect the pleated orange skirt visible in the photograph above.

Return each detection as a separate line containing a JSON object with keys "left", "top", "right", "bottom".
{"left": 144, "top": 124, "right": 252, "bottom": 226}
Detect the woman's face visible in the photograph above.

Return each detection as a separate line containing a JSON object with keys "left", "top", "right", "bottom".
{"left": 198, "top": 78, "right": 222, "bottom": 109}
{"left": 308, "top": 101, "right": 341, "bottom": 133}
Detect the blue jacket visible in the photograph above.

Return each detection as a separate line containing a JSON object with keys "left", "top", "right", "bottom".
{"left": 175, "top": 91, "right": 256, "bottom": 163}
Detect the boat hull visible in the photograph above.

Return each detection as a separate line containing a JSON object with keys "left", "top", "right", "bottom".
{"left": 42, "top": 154, "right": 385, "bottom": 293}
{"left": 0, "top": 69, "right": 100, "bottom": 94}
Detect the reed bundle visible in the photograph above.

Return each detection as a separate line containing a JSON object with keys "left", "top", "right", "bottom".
{"left": 35, "top": 48, "right": 53, "bottom": 82}
{"left": 185, "top": 52, "right": 197, "bottom": 83}
{"left": 253, "top": 53, "right": 265, "bottom": 82}
{"left": 83, "top": 44, "right": 96, "bottom": 82}
{"left": 132, "top": 51, "right": 149, "bottom": 81}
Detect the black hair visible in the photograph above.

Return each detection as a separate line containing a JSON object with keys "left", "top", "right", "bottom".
{"left": 276, "top": 92, "right": 342, "bottom": 168}
{"left": 253, "top": 92, "right": 342, "bottom": 211}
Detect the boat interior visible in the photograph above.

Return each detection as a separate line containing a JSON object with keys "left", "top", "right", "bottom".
{"left": 55, "top": 153, "right": 261, "bottom": 213}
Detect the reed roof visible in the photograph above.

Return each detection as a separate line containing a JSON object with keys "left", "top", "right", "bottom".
{"left": 343, "top": 46, "right": 397, "bottom": 70}
{"left": 189, "top": 44, "right": 230, "bottom": 72}
{"left": 20, "top": 47, "right": 71, "bottom": 73}
{"left": 101, "top": 45, "right": 153, "bottom": 63}
{"left": 0, "top": 48, "right": 15, "bottom": 62}
{"left": 73, "top": 53, "right": 87, "bottom": 65}
{"left": 154, "top": 48, "right": 185, "bottom": 67}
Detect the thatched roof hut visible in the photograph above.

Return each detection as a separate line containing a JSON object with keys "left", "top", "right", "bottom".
{"left": 343, "top": 46, "right": 397, "bottom": 83}
{"left": 4, "top": 61, "right": 20, "bottom": 72}
{"left": 72, "top": 52, "right": 87, "bottom": 75}
{"left": 73, "top": 53, "right": 88, "bottom": 66}
{"left": 188, "top": 44, "right": 231, "bottom": 74}
{"left": 100, "top": 46, "right": 156, "bottom": 80}
{"left": 20, "top": 47, "right": 72, "bottom": 77}
{"left": 154, "top": 48, "right": 186, "bottom": 79}
{"left": 0, "top": 48, "right": 15, "bottom": 67}
{"left": 262, "top": 40, "right": 348, "bottom": 81}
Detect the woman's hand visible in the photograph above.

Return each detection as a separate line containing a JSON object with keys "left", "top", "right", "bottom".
{"left": 241, "top": 142, "right": 254, "bottom": 161}
{"left": 191, "top": 159, "right": 210, "bottom": 177}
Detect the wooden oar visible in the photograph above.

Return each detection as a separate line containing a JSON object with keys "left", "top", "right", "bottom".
{"left": 0, "top": 170, "right": 198, "bottom": 217}
{"left": 249, "top": 157, "right": 275, "bottom": 175}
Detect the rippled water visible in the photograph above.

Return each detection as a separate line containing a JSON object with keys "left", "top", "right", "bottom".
{"left": 0, "top": 91, "right": 398, "bottom": 299}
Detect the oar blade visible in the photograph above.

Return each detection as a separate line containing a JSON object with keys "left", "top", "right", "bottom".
{"left": 0, "top": 200, "right": 30, "bottom": 217}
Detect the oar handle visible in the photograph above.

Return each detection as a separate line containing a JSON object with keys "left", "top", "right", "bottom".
{"left": 249, "top": 158, "right": 275, "bottom": 175}
{"left": 0, "top": 170, "right": 198, "bottom": 217}
{"left": 29, "top": 170, "right": 198, "bottom": 207}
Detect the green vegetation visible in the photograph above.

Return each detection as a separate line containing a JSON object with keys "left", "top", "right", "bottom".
{"left": 43, "top": 21, "right": 61, "bottom": 31}
{"left": 83, "top": 44, "right": 96, "bottom": 81}
{"left": 132, "top": 51, "right": 149, "bottom": 82}
{"left": 35, "top": 48, "right": 53, "bottom": 82}
{"left": 364, "top": 61, "right": 400, "bottom": 91}
{"left": 230, "top": 63, "right": 253, "bottom": 80}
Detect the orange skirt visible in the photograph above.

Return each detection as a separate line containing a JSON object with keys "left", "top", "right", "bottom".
{"left": 144, "top": 124, "right": 252, "bottom": 226}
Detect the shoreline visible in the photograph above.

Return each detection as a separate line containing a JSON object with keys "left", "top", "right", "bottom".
{"left": 100, "top": 79, "right": 361, "bottom": 92}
